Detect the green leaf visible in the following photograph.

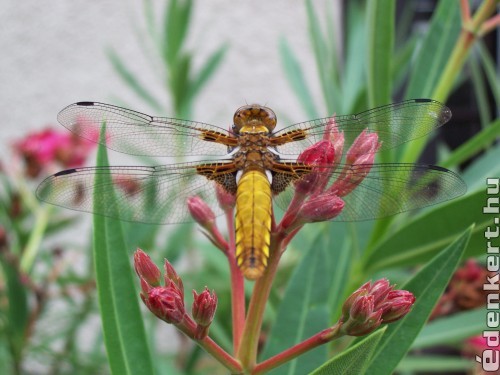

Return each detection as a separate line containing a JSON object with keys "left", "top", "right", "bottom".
{"left": 366, "top": 0, "right": 394, "bottom": 108}
{"left": 368, "top": 227, "right": 472, "bottom": 374}
{"left": 106, "top": 48, "right": 162, "bottom": 112}
{"left": 260, "top": 231, "right": 336, "bottom": 374}
{"left": 279, "top": 38, "right": 318, "bottom": 118}
{"left": 310, "top": 328, "right": 386, "bottom": 375}
{"left": 441, "top": 119, "right": 500, "bottom": 168}
{"left": 163, "top": 0, "right": 192, "bottom": 65}
{"left": 412, "top": 308, "right": 487, "bottom": 349}
{"left": 462, "top": 144, "right": 500, "bottom": 191}
{"left": 187, "top": 44, "right": 228, "bottom": 102}
{"left": 402, "top": 1, "right": 461, "bottom": 163}
{"left": 93, "top": 129, "right": 155, "bottom": 375}
{"left": 397, "top": 355, "right": 475, "bottom": 372}
{"left": 364, "top": 191, "right": 484, "bottom": 273}
{"left": 477, "top": 41, "right": 500, "bottom": 106}
{"left": 0, "top": 259, "right": 28, "bottom": 362}
{"left": 404, "top": 1, "right": 461, "bottom": 99}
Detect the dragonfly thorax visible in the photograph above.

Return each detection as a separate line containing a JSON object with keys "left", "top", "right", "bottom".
{"left": 233, "top": 104, "right": 277, "bottom": 134}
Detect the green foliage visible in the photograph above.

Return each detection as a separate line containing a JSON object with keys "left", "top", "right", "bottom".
{"left": 310, "top": 328, "right": 386, "bottom": 375}
{"left": 108, "top": 0, "right": 227, "bottom": 118}
{"left": 93, "top": 131, "right": 155, "bottom": 375}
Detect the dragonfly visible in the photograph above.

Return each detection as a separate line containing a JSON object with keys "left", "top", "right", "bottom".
{"left": 37, "top": 99, "right": 466, "bottom": 279}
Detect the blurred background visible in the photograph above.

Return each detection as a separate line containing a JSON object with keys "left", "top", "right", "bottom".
{"left": 1, "top": 0, "right": 499, "bottom": 374}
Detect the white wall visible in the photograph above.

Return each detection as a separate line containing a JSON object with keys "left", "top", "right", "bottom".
{"left": 1, "top": 1, "right": 337, "bottom": 158}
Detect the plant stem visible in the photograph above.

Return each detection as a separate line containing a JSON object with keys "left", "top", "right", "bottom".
{"left": 226, "top": 211, "right": 246, "bottom": 354}
{"left": 20, "top": 205, "right": 52, "bottom": 272}
{"left": 237, "top": 234, "right": 284, "bottom": 371}
{"left": 177, "top": 316, "right": 243, "bottom": 373}
{"left": 433, "top": 0, "right": 498, "bottom": 102}
{"left": 252, "top": 324, "right": 342, "bottom": 375}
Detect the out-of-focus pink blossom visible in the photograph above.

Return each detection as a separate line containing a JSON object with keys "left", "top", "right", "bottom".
{"left": 432, "top": 259, "right": 495, "bottom": 319}
{"left": 13, "top": 125, "right": 96, "bottom": 178}
{"left": 187, "top": 196, "right": 216, "bottom": 229}
{"left": 216, "top": 184, "right": 236, "bottom": 211}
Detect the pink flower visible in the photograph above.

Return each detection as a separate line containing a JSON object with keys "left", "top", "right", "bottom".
{"left": 14, "top": 125, "right": 96, "bottom": 178}
{"left": 141, "top": 283, "right": 186, "bottom": 324}
{"left": 133, "top": 248, "right": 161, "bottom": 287}
{"left": 295, "top": 140, "right": 336, "bottom": 194}
{"left": 134, "top": 249, "right": 186, "bottom": 325}
{"left": 216, "top": 184, "right": 236, "bottom": 211}
{"left": 296, "top": 193, "right": 344, "bottom": 223}
{"left": 340, "top": 279, "right": 415, "bottom": 336}
{"left": 192, "top": 287, "right": 218, "bottom": 339}
{"left": 329, "top": 130, "right": 381, "bottom": 197}
{"left": 187, "top": 196, "right": 216, "bottom": 229}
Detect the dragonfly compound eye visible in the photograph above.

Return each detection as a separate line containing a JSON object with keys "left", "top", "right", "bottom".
{"left": 233, "top": 105, "right": 277, "bottom": 133}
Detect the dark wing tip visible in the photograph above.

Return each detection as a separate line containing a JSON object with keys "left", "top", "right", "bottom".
{"left": 414, "top": 98, "right": 432, "bottom": 103}
{"left": 75, "top": 101, "right": 95, "bottom": 106}
{"left": 54, "top": 168, "right": 78, "bottom": 177}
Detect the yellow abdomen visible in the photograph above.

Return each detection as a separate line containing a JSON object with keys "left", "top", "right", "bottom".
{"left": 235, "top": 170, "right": 272, "bottom": 279}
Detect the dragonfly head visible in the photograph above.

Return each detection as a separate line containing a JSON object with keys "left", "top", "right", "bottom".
{"left": 233, "top": 105, "right": 277, "bottom": 134}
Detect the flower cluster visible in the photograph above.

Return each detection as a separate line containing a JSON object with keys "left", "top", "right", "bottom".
{"left": 340, "top": 279, "right": 415, "bottom": 336}
{"left": 279, "top": 118, "right": 381, "bottom": 234}
{"left": 134, "top": 249, "right": 217, "bottom": 339}
{"left": 14, "top": 126, "right": 96, "bottom": 178}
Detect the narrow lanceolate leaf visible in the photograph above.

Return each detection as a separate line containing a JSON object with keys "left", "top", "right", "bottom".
{"left": 404, "top": 1, "right": 461, "bottom": 99}
{"left": 412, "top": 308, "right": 487, "bottom": 349}
{"left": 260, "top": 231, "right": 336, "bottom": 375}
{"left": 93, "top": 128, "right": 155, "bottom": 375}
{"left": 106, "top": 49, "right": 162, "bottom": 112}
{"left": 462, "top": 144, "right": 500, "bottom": 191}
{"left": 363, "top": 191, "right": 485, "bottom": 274}
{"left": 279, "top": 38, "right": 318, "bottom": 119}
{"left": 441, "top": 119, "right": 500, "bottom": 168}
{"left": 187, "top": 44, "right": 228, "bottom": 102}
{"left": 310, "top": 328, "right": 386, "bottom": 375}
{"left": 366, "top": 0, "right": 394, "bottom": 108}
{"left": 368, "top": 227, "right": 472, "bottom": 375}
{"left": 401, "top": 1, "right": 460, "bottom": 164}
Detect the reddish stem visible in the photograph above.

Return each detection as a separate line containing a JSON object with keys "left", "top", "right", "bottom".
{"left": 177, "top": 315, "right": 243, "bottom": 373}
{"left": 237, "top": 233, "right": 285, "bottom": 371}
{"left": 460, "top": 0, "right": 471, "bottom": 24}
{"left": 252, "top": 324, "right": 342, "bottom": 375}
{"left": 226, "top": 210, "right": 246, "bottom": 354}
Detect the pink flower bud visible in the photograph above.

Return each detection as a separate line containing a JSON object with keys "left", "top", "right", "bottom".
{"left": 187, "top": 196, "right": 216, "bottom": 228}
{"left": 345, "top": 130, "right": 381, "bottom": 164}
{"left": 341, "top": 295, "right": 383, "bottom": 336}
{"left": 295, "top": 140, "right": 336, "bottom": 194}
{"left": 192, "top": 287, "right": 218, "bottom": 339}
{"left": 378, "top": 290, "right": 415, "bottom": 323}
{"left": 164, "top": 260, "right": 184, "bottom": 300}
{"left": 142, "top": 283, "right": 185, "bottom": 324}
{"left": 297, "top": 193, "right": 344, "bottom": 223}
{"left": 216, "top": 184, "right": 236, "bottom": 211}
{"left": 340, "top": 279, "right": 416, "bottom": 336}
{"left": 134, "top": 248, "right": 161, "bottom": 287}
{"left": 323, "top": 116, "right": 344, "bottom": 166}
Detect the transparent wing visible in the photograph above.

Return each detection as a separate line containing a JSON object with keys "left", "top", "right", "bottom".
{"left": 273, "top": 162, "right": 466, "bottom": 221}
{"left": 273, "top": 99, "right": 451, "bottom": 156}
{"left": 58, "top": 102, "right": 233, "bottom": 157}
{"left": 36, "top": 161, "right": 236, "bottom": 224}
